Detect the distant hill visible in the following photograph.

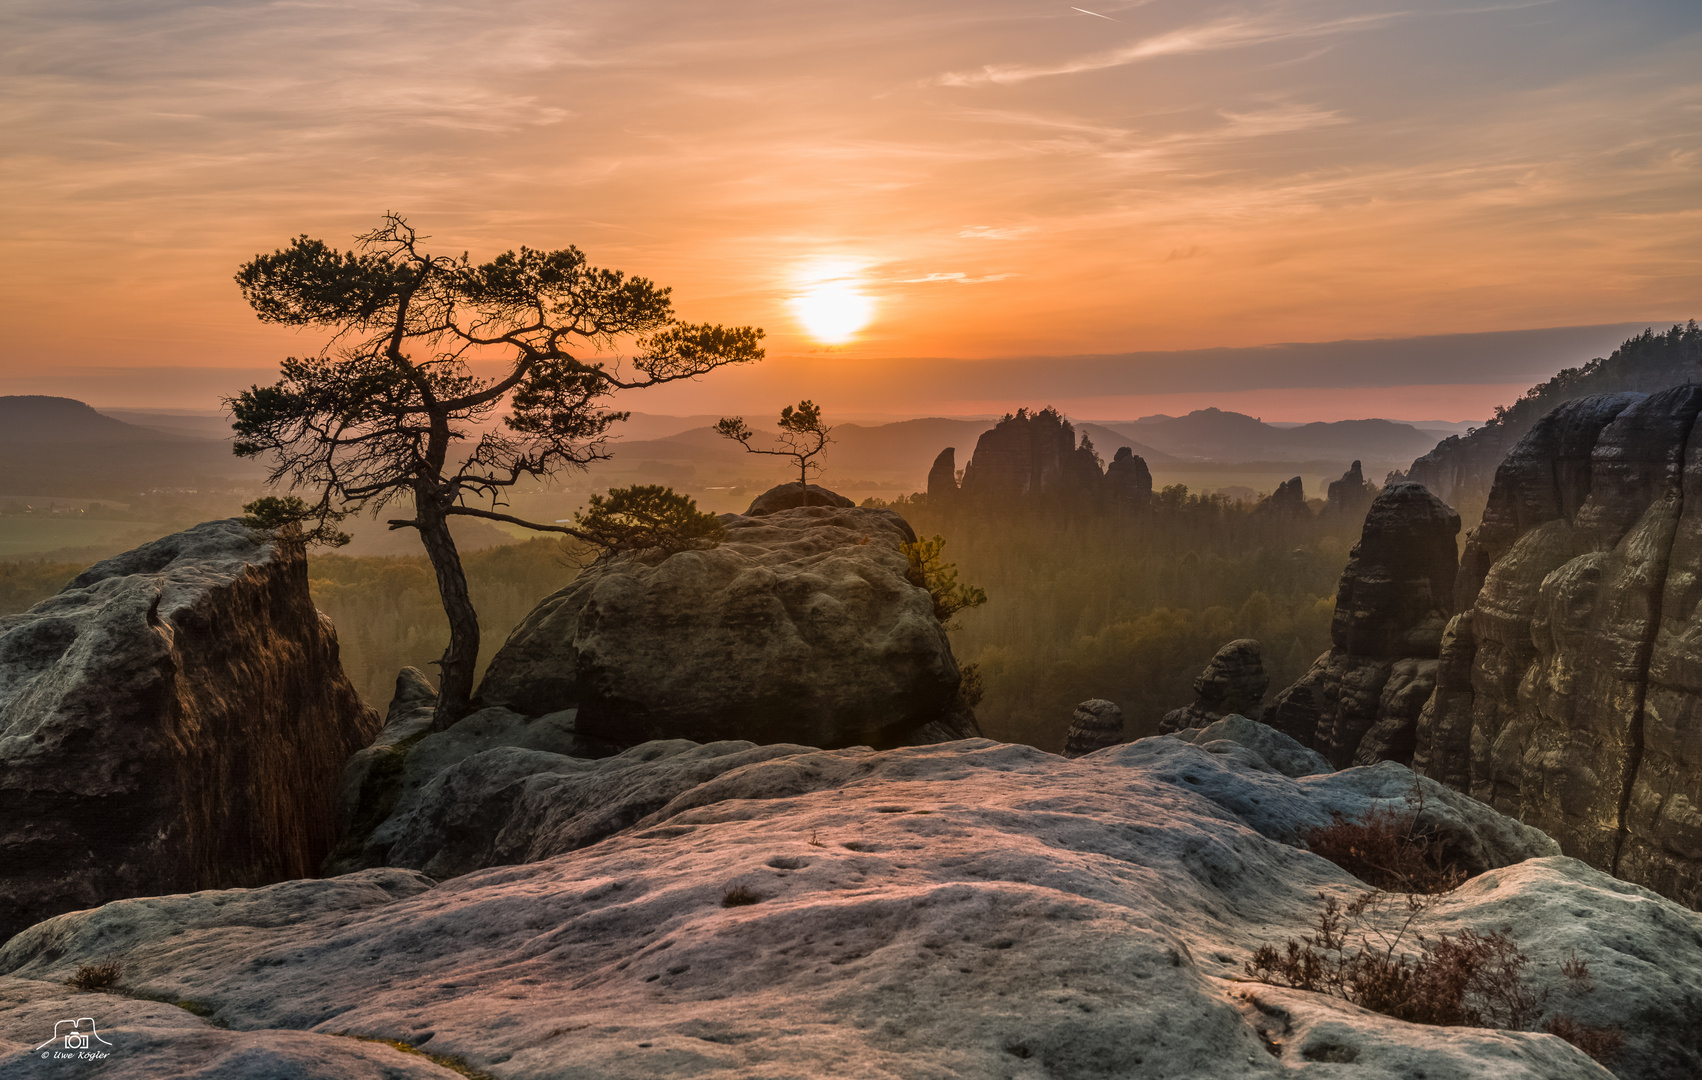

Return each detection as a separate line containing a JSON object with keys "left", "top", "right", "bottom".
{"left": 1093, "top": 408, "right": 1444, "bottom": 463}
{"left": 0, "top": 396, "right": 264, "bottom": 498}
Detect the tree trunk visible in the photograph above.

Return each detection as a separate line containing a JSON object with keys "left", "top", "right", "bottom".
{"left": 415, "top": 498, "right": 479, "bottom": 732}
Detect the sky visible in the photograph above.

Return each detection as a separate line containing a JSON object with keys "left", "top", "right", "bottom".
{"left": 1, "top": 0, "right": 1696, "bottom": 419}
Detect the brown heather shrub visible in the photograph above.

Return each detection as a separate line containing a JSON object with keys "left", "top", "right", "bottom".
{"left": 1543, "top": 1015, "right": 1624, "bottom": 1067}
{"left": 1303, "top": 784, "right": 1463, "bottom": 895}
{"left": 721, "top": 885, "right": 762, "bottom": 908}
{"left": 65, "top": 958, "right": 125, "bottom": 992}
{"left": 1247, "top": 893, "right": 1624, "bottom": 1067}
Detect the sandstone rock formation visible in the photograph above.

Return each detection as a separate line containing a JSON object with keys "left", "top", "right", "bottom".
{"left": 1411, "top": 386, "right": 1702, "bottom": 908}
{"left": 925, "top": 447, "right": 957, "bottom": 503}
{"left": 1257, "top": 476, "right": 1310, "bottom": 518}
{"left": 11, "top": 732, "right": 1684, "bottom": 1080}
{"left": 476, "top": 498, "right": 977, "bottom": 750}
{"left": 1266, "top": 483, "right": 1460, "bottom": 768}
{"left": 1104, "top": 446, "right": 1153, "bottom": 510}
{"left": 1062, "top": 699, "right": 1123, "bottom": 758}
{"left": 1323, "top": 459, "right": 1375, "bottom": 519}
{"left": 0, "top": 520, "right": 378, "bottom": 942}
{"left": 1393, "top": 322, "right": 1700, "bottom": 530}
{"left": 742, "top": 481, "right": 854, "bottom": 515}
{"left": 937, "top": 407, "right": 1152, "bottom": 511}
{"left": 1159, "top": 638, "right": 1269, "bottom": 733}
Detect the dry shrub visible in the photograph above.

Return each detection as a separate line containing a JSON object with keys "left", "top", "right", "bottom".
{"left": 1304, "top": 786, "right": 1463, "bottom": 895}
{"left": 721, "top": 885, "right": 762, "bottom": 908}
{"left": 1248, "top": 894, "right": 1625, "bottom": 1066}
{"left": 65, "top": 958, "right": 124, "bottom": 992}
{"left": 1543, "top": 1015, "right": 1624, "bottom": 1067}
{"left": 1246, "top": 892, "right": 1542, "bottom": 1028}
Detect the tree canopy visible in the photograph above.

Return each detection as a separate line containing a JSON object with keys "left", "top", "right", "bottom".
{"left": 230, "top": 214, "right": 764, "bottom": 727}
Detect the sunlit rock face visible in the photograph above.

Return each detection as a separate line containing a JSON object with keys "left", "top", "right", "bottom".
{"left": 1267, "top": 483, "right": 1460, "bottom": 769}
{"left": 0, "top": 520, "right": 379, "bottom": 943}
{"left": 1412, "top": 385, "right": 1702, "bottom": 909}
{"left": 11, "top": 730, "right": 1689, "bottom": 1080}
{"left": 476, "top": 499, "right": 977, "bottom": 751}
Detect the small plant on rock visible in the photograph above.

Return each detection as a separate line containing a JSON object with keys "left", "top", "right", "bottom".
{"left": 65, "top": 957, "right": 125, "bottom": 992}
{"left": 573, "top": 484, "right": 726, "bottom": 554}
{"left": 901, "top": 534, "right": 987, "bottom": 628}
{"left": 1303, "top": 782, "right": 1463, "bottom": 895}
{"left": 721, "top": 884, "right": 762, "bottom": 907}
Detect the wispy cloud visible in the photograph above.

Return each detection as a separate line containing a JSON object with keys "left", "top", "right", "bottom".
{"left": 936, "top": 10, "right": 1402, "bottom": 87}
{"left": 900, "top": 272, "right": 1017, "bottom": 283}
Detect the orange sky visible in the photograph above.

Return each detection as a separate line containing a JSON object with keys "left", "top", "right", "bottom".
{"left": 1, "top": 1, "right": 1696, "bottom": 418}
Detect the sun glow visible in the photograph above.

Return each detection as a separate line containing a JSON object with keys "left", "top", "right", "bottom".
{"left": 788, "top": 261, "right": 876, "bottom": 344}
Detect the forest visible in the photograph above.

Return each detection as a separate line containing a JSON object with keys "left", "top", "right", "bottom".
{"left": 0, "top": 488, "right": 1357, "bottom": 753}
{"left": 889, "top": 488, "right": 1356, "bottom": 749}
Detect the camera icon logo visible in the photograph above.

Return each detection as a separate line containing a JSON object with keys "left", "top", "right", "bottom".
{"left": 34, "top": 1017, "right": 113, "bottom": 1052}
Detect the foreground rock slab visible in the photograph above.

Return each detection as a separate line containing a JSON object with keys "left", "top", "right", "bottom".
{"left": 2, "top": 735, "right": 1680, "bottom": 1079}
{"left": 0, "top": 520, "right": 378, "bottom": 942}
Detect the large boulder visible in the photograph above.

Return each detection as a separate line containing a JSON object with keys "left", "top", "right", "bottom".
{"left": 8, "top": 735, "right": 1685, "bottom": 1080}
{"left": 742, "top": 482, "right": 855, "bottom": 516}
{"left": 1411, "top": 385, "right": 1702, "bottom": 908}
{"left": 476, "top": 499, "right": 977, "bottom": 749}
{"left": 0, "top": 520, "right": 379, "bottom": 943}
{"left": 1159, "top": 638, "right": 1269, "bottom": 733}
{"left": 1267, "top": 482, "right": 1460, "bottom": 768}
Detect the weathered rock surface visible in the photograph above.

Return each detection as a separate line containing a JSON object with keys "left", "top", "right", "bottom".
{"left": 0, "top": 520, "right": 379, "bottom": 943}
{"left": 743, "top": 482, "right": 855, "bottom": 516}
{"left": 1267, "top": 483, "right": 1460, "bottom": 769}
{"left": 0, "top": 974, "right": 461, "bottom": 1078}
{"left": 476, "top": 500, "right": 977, "bottom": 750}
{"left": 1166, "top": 714, "right": 1333, "bottom": 779}
{"left": 6, "top": 734, "right": 1671, "bottom": 1080}
{"left": 1159, "top": 638, "right": 1269, "bottom": 733}
{"left": 925, "top": 447, "right": 957, "bottom": 503}
{"left": 1411, "top": 385, "right": 1702, "bottom": 908}
{"left": 1062, "top": 699, "right": 1123, "bottom": 758}
{"left": 1323, "top": 459, "right": 1375, "bottom": 520}
{"left": 325, "top": 669, "right": 627, "bottom": 875}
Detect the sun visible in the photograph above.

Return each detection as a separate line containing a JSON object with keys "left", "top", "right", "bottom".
{"left": 787, "top": 261, "right": 876, "bottom": 344}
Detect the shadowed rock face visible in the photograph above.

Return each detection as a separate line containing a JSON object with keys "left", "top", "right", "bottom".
{"left": 0, "top": 520, "right": 379, "bottom": 942}
{"left": 1258, "top": 476, "right": 1309, "bottom": 518}
{"left": 1105, "top": 446, "right": 1153, "bottom": 510}
{"left": 1411, "top": 385, "right": 1702, "bottom": 908}
{"left": 957, "top": 407, "right": 1103, "bottom": 502}
{"left": 1160, "top": 639, "right": 1269, "bottom": 733}
{"left": 476, "top": 498, "right": 977, "bottom": 751}
{"left": 926, "top": 447, "right": 958, "bottom": 502}
{"left": 743, "top": 482, "right": 854, "bottom": 515}
{"left": 1062, "top": 699, "right": 1124, "bottom": 758}
{"left": 1324, "top": 460, "right": 1375, "bottom": 520}
{"left": 1267, "top": 483, "right": 1460, "bottom": 769}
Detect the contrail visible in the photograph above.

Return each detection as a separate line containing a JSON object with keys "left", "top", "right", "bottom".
{"left": 1071, "top": 6, "right": 1118, "bottom": 20}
